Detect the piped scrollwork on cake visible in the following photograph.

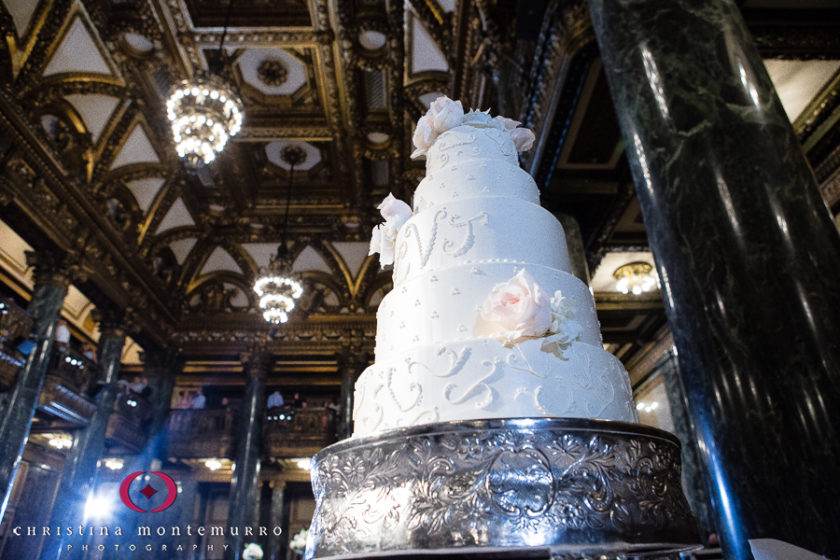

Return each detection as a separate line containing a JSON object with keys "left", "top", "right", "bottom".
{"left": 357, "top": 96, "right": 637, "bottom": 436}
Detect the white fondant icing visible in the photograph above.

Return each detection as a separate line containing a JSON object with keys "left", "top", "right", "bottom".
{"left": 375, "top": 263, "right": 602, "bottom": 359}
{"left": 414, "top": 158, "right": 539, "bottom": 212}
{"left": 354, "top": 103, "right": 636, "bottom": 438}
{"left": 393, "top": 197, "right": 571, "bottom": 286}
{"left": 353, "top": 339, "right": 638, "bottom": 435}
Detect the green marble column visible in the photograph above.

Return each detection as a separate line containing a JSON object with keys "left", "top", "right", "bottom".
{"left": 556, "top": 212, "right": 590, "bottom": 284}
{"left": 267, "top": 481, "right": 286, "bottom": 560}
{"left": 0, "top": 250, "right": 77, "bottom": 523}
{"left": 46, "top": 310, "right": 127, "bottom": 560}
{"left": 139, "top": 348, "right": 179, "bottom": 470}
{"left": 224, "top": 347, "right": 269, "bottom": 560}
{"left": 336, "top": 350, "right": 368, "bottom": 439}
{"left": 590, "top": 0, "right": 840, "bottom": 556}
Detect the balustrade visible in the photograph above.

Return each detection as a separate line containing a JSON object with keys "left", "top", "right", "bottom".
{"left": 104, "top": 391, "right": 153, "bottom": 452}
{"left": 38, "top": 347, "right": 97, "bottom": 424}
{"left": 263, "top": 406, "right": 337, "bottom": 458}
{"left": 163, "top": 406, "right": 338, "bottom": 460}
{"left": 0, "top": 297, "right": 33, "bottom": 389}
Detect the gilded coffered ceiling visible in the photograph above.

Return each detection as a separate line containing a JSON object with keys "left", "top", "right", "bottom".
{"left": 0, "top": 0, "right": 838, "bottom": 369}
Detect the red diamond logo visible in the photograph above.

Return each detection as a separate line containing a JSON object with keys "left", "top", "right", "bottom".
{"left": 140, "top": 484, "right": 158, "bottom": 500}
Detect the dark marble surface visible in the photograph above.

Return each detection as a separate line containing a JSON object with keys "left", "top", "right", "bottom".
{"left": 225, "top": 368, "right": 266, "bottom": 560}
{"left": 556, "top": 212, "right": 590, "bottom": 284}
{"left": 338, "top": 368, "right": 354, "bottom": 439}
{"left": 0, "top": 281, "right": 66, "bottom": 523}
{"left": 268, "top": 483, "right": 286, "bottom": 560}
{"left": 590, "top": 0, "right": 840, "bottom": 557}
{"left": 47, "top": 330, "right": 125, "bottom": 560}
{"left": 657, "top": 350, "right": 716, "bottom": 540}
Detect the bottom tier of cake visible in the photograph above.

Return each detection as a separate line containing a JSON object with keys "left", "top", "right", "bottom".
{"left": 353, "top": 338, "right": 637, "bottom": 437}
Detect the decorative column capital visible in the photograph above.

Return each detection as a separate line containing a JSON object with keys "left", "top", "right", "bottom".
{"left": 240, "top": 344, "right": 271, "bottom": 380}
{"left": 25, "top": 249, "right": 85, "bottom": 288}
{"left": 270, "top": 480, "right": 287, "bottom": 491}
{"left": 335, "top": 348, "right": 371, "bottom": 376}
{"left": 91, "top": 307, "right": 135, "bottom": 338}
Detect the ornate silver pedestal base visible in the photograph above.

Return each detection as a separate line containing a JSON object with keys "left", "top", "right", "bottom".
{"left": 308, "top": 418, "right": 699, "bottom": 559}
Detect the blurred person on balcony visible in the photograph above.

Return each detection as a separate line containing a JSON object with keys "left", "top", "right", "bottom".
{"left": 191, "top": 387, "right": 207, "bottom": 409}
{"left": 268, "top": 390, "right": 285, "bottom": 409}
{"left": 55, "top": 319, "right": 71, "bottom": 349}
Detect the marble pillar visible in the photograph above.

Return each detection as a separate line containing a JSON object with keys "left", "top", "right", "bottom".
{"left": 224, "top": 348, "right": 268, "bottom": 560}
{"left": 656, "top": 348, "right": 716, "bottom": 541}
{"left": 336, "top": 350, "right": 368, "bottom": 439}
{"left": 139, "top": 348, "right": 179, "bottom": 471}
{"left": 267, "top": 481, "right": 286, "bottom": 560}
{"left": 0, "top": 250, "right": 76, "bottom": 523}
{"left": 47, "top": 310, "right": 127, "bottom": 560}
{"left": 590, "top": 0, "right": 840, "bottom": 557}
{"left": 556, "top": 212, "right": 590, "bottom": 284}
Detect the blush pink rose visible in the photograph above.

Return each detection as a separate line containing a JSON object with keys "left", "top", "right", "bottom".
{"left": 494, "top": 116, "right": 522, "bottom": 130}
{"left": 480, "top": 269, "right": 551, "bottom": 342}
{"left": 509, "top": 127, "right": 536, "bottom": 152}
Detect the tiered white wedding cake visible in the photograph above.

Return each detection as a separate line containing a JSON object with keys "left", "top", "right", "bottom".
{"left": 354, "top": 97, "right": 637, "bottom": 437}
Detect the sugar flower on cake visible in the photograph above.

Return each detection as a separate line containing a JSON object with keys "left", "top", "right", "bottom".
{"left": 480, "top": 269, "right": 552, "bottom": 345}
{"left": 411, "top": 97, "right": 465, "bottom": 158}
{"left": 369, "top": 193, "right": 412, "bottom": 268}
{"left": 540, "top": 290, "right": 583, "bottom": 358}
{"left": 480, "top": 269, "right": 583, "bottom": 351}
{"left": 494, "top": 115, "right": 536, "bottom": 151}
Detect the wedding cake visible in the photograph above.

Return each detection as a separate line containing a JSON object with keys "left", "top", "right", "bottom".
{"left": 355, "top": 97, "right": 637, "bottom": 436}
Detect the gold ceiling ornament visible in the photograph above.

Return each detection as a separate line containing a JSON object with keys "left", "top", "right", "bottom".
{"left": 166, "top": 72, "right": 243, "bottom": 164}
{"left": 257, "top": 58, "right": 289, "bottom": 86}
{"left": 254, "top": 146, "right": 306, "bottom": 324}
{"left": 613, "top": 261, "right": 660, "bottom": 295}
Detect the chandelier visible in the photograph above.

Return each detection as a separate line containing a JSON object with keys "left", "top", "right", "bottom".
{"left": 254, "top": 146, "right": 306, "bottom": 324}
{"left": 166, "top": 73, "right": 243, "bottom": 164}
{"left": 613, "top": 261, "right": 660, "bottom": 295}
{"left": 165, "top": 0, "right": 242, "bottom": 164}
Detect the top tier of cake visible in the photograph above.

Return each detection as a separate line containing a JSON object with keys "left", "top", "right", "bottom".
{"left": 414, "top": 125, "right": 540, "bottom": 213}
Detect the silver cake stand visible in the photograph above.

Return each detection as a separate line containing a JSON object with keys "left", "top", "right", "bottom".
{"left": 307, "top": 418, "right": 700, "bottom": 560}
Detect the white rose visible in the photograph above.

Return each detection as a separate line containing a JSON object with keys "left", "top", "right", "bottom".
{"left": 480, "top": 269, "right": 551, "bottom": 344}
{"left": 428, "top": 97, "right": 464, "bottom": 133}
{"left": 510, "top": 127, "right": 536, "bottom": 152}
{"left": 411, "top": 114, "right": 436, "bottom": 158}
{"left": 377, "top": 192, "right": 412, "bottom": 229}
{"left": 369, "top": 194, "right": 412, "bottom": 268}
{"left": 369, "top": 224, "right": 382, "bottom": 256}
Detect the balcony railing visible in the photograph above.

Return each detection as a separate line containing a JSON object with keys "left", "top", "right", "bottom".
{"left": 163, "top": 406, "right": 338, "bottom": 460}
{"left": 105, "top": 391, "right": 153, "bottom": 452}
{"left": 38, "top": 348, "right": 97, "bottom": 424}
{"left": 0, "top": 297, "right": 32, "bottom": 389}
{"left": 263, "top": 407, "right": 337, "bottom": 458}
{"left": 165, "top": 409, "right": 238, "bottom": 459}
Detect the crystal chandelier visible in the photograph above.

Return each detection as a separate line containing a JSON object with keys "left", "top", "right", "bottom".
{"left": 254, "top": 146, "right": 306, "bottom": 324}
{"left": 165, "top": 0, "right": 242, "bottom": 164}
{"left": 613, "top": 261, "right": 660, "bottom": 295}
{"left": 166, "top": 73, "right": 243, "bottom": 164}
